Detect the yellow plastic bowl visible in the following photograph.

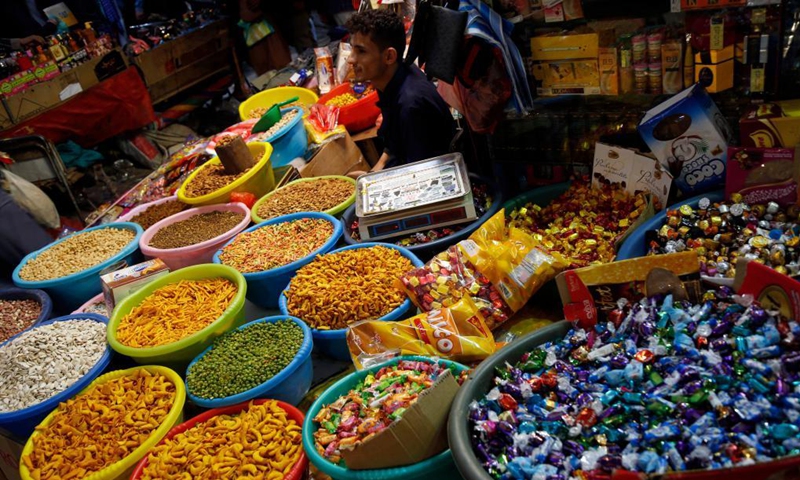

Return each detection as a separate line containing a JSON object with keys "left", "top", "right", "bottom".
{"left": 177, "top": 142, "right": 276, "bottom": 207}
{"left": 251, "top": 175, "right": 356, "bottom": 224}
{"left": 107, "top": 264, "right": 247, "bottom": 365}
{"left": 19, "top": 365, "right": 186, "bottom": 480}
{"left": 239, "top": 86, "right": 319, "bottom": 121}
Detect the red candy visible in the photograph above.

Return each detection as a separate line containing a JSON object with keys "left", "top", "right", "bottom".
{"left": 576, "top": 407, "right": 598, "bottom": 428}
{"left": 498, "top": 393, "right": 518, "bottom": 411}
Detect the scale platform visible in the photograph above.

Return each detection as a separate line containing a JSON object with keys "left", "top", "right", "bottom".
{"left": 356, "top": 153, "right": 477, "bottom": 241}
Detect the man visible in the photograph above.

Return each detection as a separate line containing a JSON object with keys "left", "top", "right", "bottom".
{"left": 345, "top": 9, "right": 455, "bottom": 178}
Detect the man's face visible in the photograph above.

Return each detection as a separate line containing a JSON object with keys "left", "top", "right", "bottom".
{"left": 348, "top": 32, "right": 390, "bottom": 83}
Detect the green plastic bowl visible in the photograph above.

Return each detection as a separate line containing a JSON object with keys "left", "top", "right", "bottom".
{"left": 500, "top": 182, "right": 571, "bottom": 213}
{"left": 251, "top": 175, "right": 356, "bottom": 223}
{"left": 302, "top": 355, "right": 467, "bottom": 480}
{"left": 107, "top": 264, "right": 247, "bottom": 366}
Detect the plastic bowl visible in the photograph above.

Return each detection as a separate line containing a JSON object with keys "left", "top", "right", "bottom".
{"left": 19, "top": 365, "right": 185, "bottom": 480}
{"left": 130, "top": 398, "right": 309, "bottom": 480}
{"left": 117, "top": 195, "right": 180, "bottom": 224}
{"left": 213, "top": 212, "right": 343, "bottom": 309}
{"left": 251, "top": 175, "right": 356, "bottom": 224}
{"left": 72, "top": 292, "right": 109, "bottom": 317}
{"left": 501, "top": 181, "right": 571, "bottom": 212}
{"left": 255, "top": 106, "right": 308, "bottom": 168}
{"left": 139, "top": 202, "right": 252, "bottom": 271}
{"left": 616, "top": 190, "right": 726, "bottom": 261}
{"left": 0, "top": 287, "right": 52, "bottom": 333}
{"left": 186, "top": 315, "right": 314, "bottom": 408}
{"left": 239, "top": 86, "right": 319, "bottom": 121}
{"left": 13, "top": 222, "right": 143, "bottom": 313}
{"left": 177, "top": 142, "right": 276, "bottom": 207}
{"left": 341, "top": 174, "right": 504, "bottom": 261}
{"left": 447, "top": 321, "right": 800, "bottom": 480}
{"left": 107, "top": 264, "right": 248, "bottom": 366}
{"left": 278, "top": 242, "right": 423, "bottom": 360}
{"left": 302, "top": 355, "right": 467, "bottom": 480}
{"left": 0, "top": 313, "right": 112, "bottom": 439}
{"left": 317, "top": 83, "right": 380, "bottom": 133}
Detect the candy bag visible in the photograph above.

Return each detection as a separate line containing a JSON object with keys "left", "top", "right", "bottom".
{"left": 346, "top": 296, "right": 495, "bottom": 369}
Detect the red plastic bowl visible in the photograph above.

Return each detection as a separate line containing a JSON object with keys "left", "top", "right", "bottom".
{"left": 318, "top": 83, "right": 380, "bottom": 133}
{"left": 130, "top": 399, "right": 309, "bottom": 480}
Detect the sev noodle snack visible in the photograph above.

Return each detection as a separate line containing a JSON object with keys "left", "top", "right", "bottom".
{"left": 22, "top": 369, "right": 177, "bottom": 480}
{"left": 141, "top": 400, "right": 302, "bottom": 479}
{"left": 116, "top": 278, "right": 237, "bottom": 347}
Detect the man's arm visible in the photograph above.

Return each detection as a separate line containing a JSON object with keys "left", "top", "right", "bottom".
{"left": 346, "top": 150, "right": 391, "bottom": 180}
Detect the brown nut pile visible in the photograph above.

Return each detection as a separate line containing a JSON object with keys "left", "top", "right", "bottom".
{"left": 149, "top": 211, "right": 245, "bottom": 249}
{"left": 183, "top": 163, "right": 250, "bottom": 198}
{"left": 256, "top": 178, "right": 354, "bottom": 220}
{"left": 285, "top": 245, "right": 412, "bottom": 329}
{"left": 18, "top": 228, "right": 136, "bottom": 281}
{"left": 129, "top": 201, "right": 189, "bottom": 230}
{"left": 0, "top": 299, "right": 41, "bottom": 343}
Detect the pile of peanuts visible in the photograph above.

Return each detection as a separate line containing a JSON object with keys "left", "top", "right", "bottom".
{"left": 17, "top": 228, "right": 135, "bottom": 281}
{"left": 256, "top": 178, "right": 354, "bottom": 220}
{"left": 0, "top": 299, "right": 41, "bottom": 343}
{"left": 183, "top": 163, "right": 249, "bottom": 198}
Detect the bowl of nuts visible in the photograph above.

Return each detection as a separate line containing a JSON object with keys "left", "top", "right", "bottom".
{"left": 0, "top": 287, "right": 52, "bottom": 344}
{"left": 317, "top": 83, "right": 379, "bottom": 133}
{"left": 251, "top": 175, "right": 356, "bottom": 224}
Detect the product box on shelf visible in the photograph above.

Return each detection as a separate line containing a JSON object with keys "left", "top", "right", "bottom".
{"left": 592, "top": 143, "right": 673, "bottom": 209}
{"left": 101, "top": 258, "right": 170, "bottom": 312}
{"left": 695, "top": 44, "right": 734, "bottom": 93}
{"left": 726, "top": 146, "right": 800, "bottom": 207}
{"left": 599, "top": 47, "right": 619, "bottom": 95}
{"left": 680, "top": 0, "right": 746, "bottom": 10}
{"left": 530, "top": 33, "right": 599, "bottom": 61}
{"left": 638, "top": 83, "right": 733, "bottom": 195}
{"left": 530, "top": 33, "right": 600, "bottom": 96}
{"left": 739, "top": 102, "right": 800, "bottom": 148}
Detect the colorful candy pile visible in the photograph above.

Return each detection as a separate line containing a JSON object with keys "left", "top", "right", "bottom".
{"left": 508, "top": 179, "right": 650, "bottom": 268}
{"left": 649, "top": 196, "right": 800, "bottom": 279}
{"left": 313, "top": 360, "right": 457, "bottom": 465}
{"left": 470, "top": 289, "right": 800, "bottom": 478}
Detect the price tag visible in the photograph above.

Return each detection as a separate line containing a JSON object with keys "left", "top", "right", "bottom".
{"left": 710, "top": 17, "right": 725, "bottom": 51}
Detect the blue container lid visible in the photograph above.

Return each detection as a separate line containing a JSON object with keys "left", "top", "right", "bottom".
{"left": 0, "top": 313, "right": 113, "bottom": 434}
{"left": 186, "top": 315, "right": 313, "bottom": 408}
{"left": 212, "top": 212, "right": 343, "bottom": 279}
{"left": 12, "top": 222, "right": 144, "bottom": 289}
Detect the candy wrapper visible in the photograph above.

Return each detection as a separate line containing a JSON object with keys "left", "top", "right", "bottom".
{"left": 346, "top": 297, "right": 495, "bottom": 369}
{"left": 726, "top": 146, "right": 800, "bottom": 207}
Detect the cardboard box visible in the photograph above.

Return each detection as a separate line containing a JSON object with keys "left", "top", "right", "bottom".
{"left": 101, "top": 258, "right": 170, "bottom": 311}
{"left": 739, "top": 103, "right": 800, "bottom": 148}
{"left": 593, "top": 143, "right": 673, "bottom": 209}
{"left": 734, "top": 259, "right": 800, "bottom": 322}
{"left": 0, "top": 433, "right": 23, "bottom": 480}
{"left": 599, "top": 47, "right": 618, "bottom": 95}
{"left": 695, "top": 45, "right": 734, "bottom": 93}
{"left": 530, "top": 33, "right": 598, "bottom": 61}
{"left": 300, "top": 132, "right": 371, "bottom": 177}
{"left": 638, "top": 84, "right": 732, "bottom": 195}
{"left": 534, "top": 60, "right": 600, "bottom": 89}
{"left": 339, "top": 370, "right": 458, "bottom": 469}
{"left": 726, "top": 147, "right": 800, "bottom": 206}
{"left": 681, "top": 0, "right": 746, "bottom": 10}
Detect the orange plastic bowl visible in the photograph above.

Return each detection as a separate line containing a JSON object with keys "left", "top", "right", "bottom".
{"left": 130, "top": 398, "right": 309, "bottom": 480}
{"left": 317, "top": 84, "right": 380, "bottom": 133}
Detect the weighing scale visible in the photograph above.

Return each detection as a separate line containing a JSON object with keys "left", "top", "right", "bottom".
{"left": 356, "top": 153, "right": 477, "bottom": 241}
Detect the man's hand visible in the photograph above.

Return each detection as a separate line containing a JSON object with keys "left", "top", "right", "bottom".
{"left": 19, "top": 35, "right": 45, "bottom": 48}
{"left": 347, "top": 170, "right": 367, "bottom": 180}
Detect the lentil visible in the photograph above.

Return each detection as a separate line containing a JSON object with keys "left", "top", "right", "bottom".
{"left": 22, "top": 369, "right": 177, "bottom": 479}
{"left": 18, "top": 228, "right": 135, "bottom": 281}
{"left": 184, "top": 162, "right": 251, "bottom": 198}
{"left": 148, "top": 210, "right": 245, "bottom": 249}
{"left": 116, "top": 278, "right": 237, "bottom": 348}
{"left": 0, "top": 299, "right": 41, "bottom": 343}
{"left": 129, "top": 200, "right": 189, "bottom": 230}
{"left": 219, "top": 218, "right": 334, "bottom": 273}
{"left": 286, "top": 245, "right": 412, "bottom": 329}
{"left": 0, "top": 319, "right": 106, "bottom": 412}
{"left": 325, "top": 93, "right": 358, "bottom": 108}
{"left": 256, "top": 178, "right": 354, "bottom": 220}
{"left": 188, "top": 320, "right": 304, "bottom": 399}
{"left": 141, "top": 400, "right": 302, "bottom": 479}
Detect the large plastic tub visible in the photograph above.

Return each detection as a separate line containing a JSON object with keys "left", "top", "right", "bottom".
{"left": 616, "top": 190, "right": 725, "bottom": 260}
{"left": 177, "top": 142, "right": 275, "bottom": 207}
{"left": 0, "top": 313, "right": 112, "bottom": 439}
{"left": 278, "top": 243, "right": 423, "bottom": 360}
{"left": 139, "top": 202, "right": 251, "bottom": 271}
{"left": 19, "top": 365, "right": 185, "bottom": 480}
{"left": 107, "top": 264, "right": 247, "bottom": 366}
{"left": 213, "top": 212, "right": 343, "bottom": 309}
{"left": 251, "top": 175, "right": 356, "bottom": 224}
{"left": 186, "top": 315, "right": 314, "bottom": 408}
{"left": 13, "top": 222, "right": 143, "bottom": 313}
{"left": 131, "top": 398, "right": 309, "bottom": 480}
{"left": 302, "top": 356, "right": 467, "bottom": 480}
{"left": 0, "top": 287, "right": 52, "bottom": 333}
{"left": 239, "top": 86, "right": 318, "bottom": 121}
{"left": 117, "top": 195, "right": 179, "bottom": 224}
{"left": 257, "top": 106, "right": 308, "bottom": 168}
{"left": 317, "top": 83, "right": 380, "bottom": 133}
{"left": 501, "top": 181, "right": 571, "bottom": 212}
{"left": 341, "top": 174, "right": 503, "bottom": 261}
{"left": 72, "top": 292, "right": 109, "bottom": 317}
{"left": 447, "top": 321, "right": 800, "bottom": 480}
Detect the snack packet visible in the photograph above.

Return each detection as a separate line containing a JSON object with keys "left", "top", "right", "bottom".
{"left": 336, "top": 42, "right": 354, "bottom": 86}
{"left": 347, "top": 296, "right": 494, "bottom": 369}
{"left": 315, "top": 46, "right": 334, "bottom": 94}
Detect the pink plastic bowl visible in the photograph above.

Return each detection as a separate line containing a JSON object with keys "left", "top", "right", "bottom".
{"left": 139, "top": 203, "right": 251, "bottom": 271}
{"left": 117, "top": 195, "right": 180, "bottom": 224}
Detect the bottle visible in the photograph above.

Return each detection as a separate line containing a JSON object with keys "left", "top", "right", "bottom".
{"left": 49, "top": 37, "right": 65, "bottom": 62}
{"left": 68, "top": 34, "right": 79, "bottom": 53}
{"left": 619, "top": 34, "right": 634, "bottom": 94}
{"left": 83, "top": 22, "right": 97, "bottom": 44}
{"left": 35, "top": 45, "right": 50, "bottom": 64}
{"left": 16, "top": 51, "right": 32, "bottom": 71}
{"left": 683, "top": 33, "right": 694, "bottom": 88}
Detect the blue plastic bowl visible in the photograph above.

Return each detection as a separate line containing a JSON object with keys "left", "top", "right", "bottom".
{"left": 186, "top": 315, "right": 314, "bottom": 408}
{"left": 616, "top": 190, "right": 725, "bottom": 261}
{"left": 341, "top": 174, "right": 504, "bottom": 261}
{"left": 0, "top": 287, "right": 53, "bottom": 334}
{"left": 262, "top": 106, "right": 307, "bottom": 168}
{"left": 279, "top": 243, "right": 423, "bottom": 360}
{"left": 302, "top": 355, "right": 467, "bottom": 480}
{"left": 213, "top": 212, "right": 343, "bottom": 309}
{"left": 12, "top": 222, "right": 144, "bottom": 314}
{"left": 0, "top": 313, "right": 112, "bottom": 439}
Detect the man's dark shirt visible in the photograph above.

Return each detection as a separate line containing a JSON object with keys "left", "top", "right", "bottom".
{"left": 376, "top": 63, "right": 456, "bottom": 169}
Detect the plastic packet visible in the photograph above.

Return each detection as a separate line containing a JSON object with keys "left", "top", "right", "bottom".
{"left": 346, "top": 296, "right": 495, "bottom": 369}
{"left": 335, "top": 42, "right": 354, "bottom": 86}
{"left": 314, "top": 46, "right": 334, "bottom": 95}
